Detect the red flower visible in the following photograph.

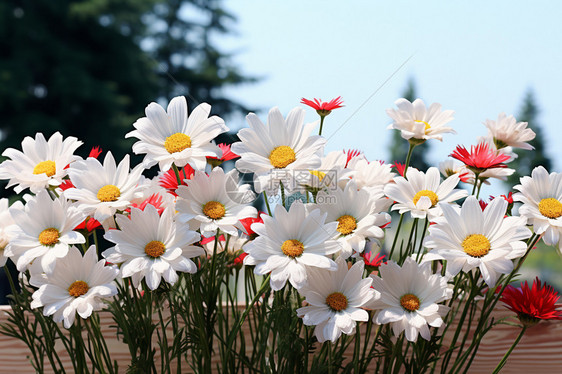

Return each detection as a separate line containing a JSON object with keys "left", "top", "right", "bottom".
{"left": 360, "top": 251, "right": 386, "bottom": 268}
{"left": 159, "top": 165, "right": 195, "bottom": 196}
{"left": 74, "top": 216, "right": 101, "bottom": 232}
{"left": 60, "top": 179, "right": 74, "bottom": 191}
{"left": 501, "top": 277, "right": 562, "bottom": 326}
{"left": 126, "top": 193, "right": 166, "bottom": 215}
{"left": 240, "top": 213, "right": 265, "bottom": 238}
{"left": 478, "top": 199, "right": 488, "bottom": 211}
{"left": 393, "top": 162, "right": 406, "bottom": 177}
{"left": 344, "top": 149, "right": 363, "bottom": 168}
{"left": 233, "top": 252, "right": 248, "bottom": 266}
{"left": 88, "top": 146, "right": 102, "bottom": 159}
{"left": 301, "top": 96, "right": 344, "bottom": 115}
{"left": 201, "top": 234, "right": 226, "bottom": 246}
{"left": 450, "top": 142, "right": 510, "bottom": 173}
{"left": 207, "top": 143, "right": 239, "bottom": 162}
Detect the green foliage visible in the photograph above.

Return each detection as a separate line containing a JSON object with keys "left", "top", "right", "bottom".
{"left": 388, "top": 78, "right": 431, "bottom": 171}
{"left": 505, "top": 89, "right": 552, "bottom": 187}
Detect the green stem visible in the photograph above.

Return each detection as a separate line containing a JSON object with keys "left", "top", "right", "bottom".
{"left": 319, "top": 115, "right": 326, "bottom": 136}
{"left": 388, "top": 214, "right": 405, "bottom": 261}
{"left": 263, "top": 191, "right": 272, "bottom": 216}
{"left": 172, "top": 164, "right": 182, "bottom": 186}
{"left": 492, "top": 326, "right": 527, "bottom": 374}
{"left": 280, "top": 181, "right": 286, "bottom": 208}
{"left": 403, "top": 142, "right": 416, "bottom": 176}
{"left": 471, "top": 173, "right": 480, "bottom": 195}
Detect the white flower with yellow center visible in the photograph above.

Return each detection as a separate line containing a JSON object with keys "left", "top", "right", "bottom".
{"left": 296, "top": 257, "right": 375, "bottom": 343}
{"left": 30, "top": 246, "right": 118, "bottom": 329}
{"left": 243, "top": 202, "right": 339, "bottom": 290}
{"left": 103, "top": 205, "right": 203, "bottom": 290}
{"left": 231, "top": 106, "right": 325, "bottom": 194}
{"left": 64, "top": 152, "right": 144, "bottom": 225}
{"left": 314, "top": 181, "right": 390, "bottom": 258}
{"left": 386, "top": 98, "right": 455, "bottom": 143}
{"left": 297, "top": 150, "right": 352, "bottom": 192}
{"left": 514, "top": 166, "right": 562, "bottom": 251}
{"left": 175, "top": 167, "right": 257, "bottom": 237}
{"left": 423, "top": 196, "right": 531, "bottom": 286}
{"left": 126, "top": 96, "right": 228, "bottom": 171}
{"left": 384, "top": 167, "right": 467, "bottom": 220}
{"left": 5, "top": 190, "right": 85, "bottom": 272}
{"left": 484, "top": 112, "right": 536, "bottom": 151}
{"left": 370, "top": 257, "right": 452, "bottom": 342}
{"left": 0, "top": 132, "right": 82, "bottom": 193}
{"left": 0, "top": 198, "right": 19, "bottom": 267}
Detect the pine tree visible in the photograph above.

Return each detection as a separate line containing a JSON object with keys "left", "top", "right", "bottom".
{"left": 388, "top": 78, "right": 430, "bottom": 170}
{"left": 505, "top": 90, "right": 552, "bottom": 187}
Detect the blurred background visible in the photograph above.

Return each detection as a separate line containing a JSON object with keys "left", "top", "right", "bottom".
{"left": 0, "top": 0, "right": 560, "bottom": 298}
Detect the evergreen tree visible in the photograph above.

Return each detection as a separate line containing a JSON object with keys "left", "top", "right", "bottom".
{"left": 505, "top": 90, "right": 552, "bottom": 187}
{"left": 388, "top": 78, "right": 431, "bottom": 171}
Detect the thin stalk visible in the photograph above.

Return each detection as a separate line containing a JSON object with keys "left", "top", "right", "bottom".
{"left": 492, "top": 326, "right": 527, "bottom": 374}
{"left": 319, "top": 115, "right": 326, "bottom": 136}
{"left": 280, "top": 181, "right": 286, "bottom": 208}
{"left": 388, "top": 214, "right": 405, "bottom": 260}
{"left": 403, "top": 142, "right": 416, "bottom": 176}
{"left": 172, "top": 164, "right": 182, "bottom": 186}
{"left": 471, "top": 173, "right": 480, "bottom": 195}
{"left": 263, "top": 191, "right": 272, "bottom": 216}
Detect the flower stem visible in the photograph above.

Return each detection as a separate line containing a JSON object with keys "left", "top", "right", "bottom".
{"left": 318, "top": 115, "right": 326, "bottom": 136}
{"left": 172, "top": 164, "right": 182, "bottom": 186}
{"left": 471, "top": 173, "right": 480, "bottom": 195}
{"left": 492, "top": 326, "right": 527, "bottom": 374}
{"left": 403, "top": 143, "right": 416, "bottom": 176}
{"left": 263, "top": 191, "right": 272, "bottom": 216}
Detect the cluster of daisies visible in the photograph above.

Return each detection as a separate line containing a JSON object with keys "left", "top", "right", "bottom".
{"left": 0, "top": 93, "right": 559, "bottom": 345}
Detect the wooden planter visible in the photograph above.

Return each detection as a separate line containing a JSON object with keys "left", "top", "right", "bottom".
{"left": 0, "top": 305, "right": 560, "bottom": 373}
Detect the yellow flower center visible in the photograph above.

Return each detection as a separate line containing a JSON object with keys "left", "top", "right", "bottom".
{"left": 413, "top": 190, "right": 439, "bottom": 206}
{"left": 281, "top": 239, "right": 304, "bottom": 258}
{"left": 462, "top": 234, "right": 490, "bottom": 257}
{"left": 400, "top": 293, "right": 420, "bottom": 312}
{"left": 164, "top": 133, "right": 192, "bottom": 154}
{"left": 33, "top": 160, "right": 56, "bottom": 177}
{"left": 415, "top": 119, "right": 431, "bottom": 131}
{"left": 38, "top": 228, "right": 60, "bottom": 246}
{"left": 538, "top": 198, "right": 562, "bottom": 219}
{"left": 68, "top": 280, "right": 89, "bottom": 297}
{"left": 144, "top": 240, "right": 166, "bottom": 258}
{"left": 97, "top": 184, "right": 121, "bottom": 202}
{"left": 336, "top": 215, "right": 357, "bottom": 235}
{"left": 309, "top": 170, "right": 326, "bottom": 182}
{"left": 325, "top": 292, "right": 348, "bottom": 312}
{"left": 203, "top": 201, "right": 226, "bottom": 220}
{"left": 269, "top": 146, "right": 296, "bottom": 168}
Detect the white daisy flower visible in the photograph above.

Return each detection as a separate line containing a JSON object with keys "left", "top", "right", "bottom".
{"left": 0, "top": 198, "right": 19, "bottom": 267}
{"left": 386, "top": 98, "right": 455, "bottom": 143}
{"left": 514, "top": 166, "right": 562, "bottom": 251}
{"left": 423, "top": 196, "right": 531, "bottom": 286}
{"left": 126, "top": 96, "right": 229, "bottom": 171}
{"left": 0, "top": 132, "right": 82, "bottom": 193}
{"left": 30, "top": 246, "right": 118, "bottom": 329}
{"left": 314, "top": 181, "right": 390, "bottom": 259}
{"left": 176, "top": 167, "right": 257, "bottom": 237}
{"left": 231, "top": 106, "right": 325, "bottom": 194}
{"left": 344, "top": 158, "right": 395, "bottom": 197}
{"left": 64, "top": 152, "right": 144, "bottom": 225}
{"left": 484, "top": 112, "right": 536, "bottom": 150}
{"left": 103, "top": 205, "right": 203, "bottom": 290}
{"left": 297, "top": 150, "right": 352, "bottom": 192}
{"left": 296, "top": 257, "right": 375, "bottom": 343}
{"left": 5, "top": 190, "right": 85, "bottom": 272}
{"left": 243, "top": 202, "right": 339, "bottom": 290}
{"left": 370, "top": 257, "right": 452, "bottom": 342}
{"left": 383, "top": 167, "right": 467, "bottom": 220}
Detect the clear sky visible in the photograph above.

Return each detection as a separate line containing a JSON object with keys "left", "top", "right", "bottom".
{"left": 220, "top": 1, "right": 562, "bottom": 196}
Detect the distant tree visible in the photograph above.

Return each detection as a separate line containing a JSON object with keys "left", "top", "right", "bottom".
{"left": 505, "top": 90, "right": 552, "bottom": 187}
{"left": 388, "top": 78, "right": 431, "bottom": 170}
{"left": 145, "top": 0, "right": 257, "bottom": 117}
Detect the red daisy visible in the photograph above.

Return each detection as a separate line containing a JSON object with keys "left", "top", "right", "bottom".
{"left": 392, "top": 161, "right": 406, "bottom": 177}
{"left": 207, "top": 143, "right": 239, "bottom": 163}
{"left": 450, "top": 142, "right": 510, "bottom": 173}
{"left": 478, "top": 199, "right": 488, "bottom": 211}
{"left": 88, "top": 146, "right": 102, "bottom": 159}
{"left": 300, "top": 96, "right": 344, "bottom": 115}
{"left": 501, "top": 277, "right": 562, "bottom": 326}
{"left": 360, "top": 251, "right": 386, "bottom": 268}
{"left": 126, "top": 193, "right": 166, "bottom": 215}
{"left": 344, "top": 149, "right": 363, "bottom": 168}
{"left": 159, "top": 165, "right": 195, "bottom": 196}
{"left": 74, "top": 216, "right": 101, "bottom": 232}
{"left": 233, "top": 252, "right": 248, "bottom": 267}
{"left": 239, "top": 213, "right": 265, "bottom": 238}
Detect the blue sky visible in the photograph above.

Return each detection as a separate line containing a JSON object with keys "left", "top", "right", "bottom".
{"left": 220, "top": 1, "right": 562, "bottom": 196}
